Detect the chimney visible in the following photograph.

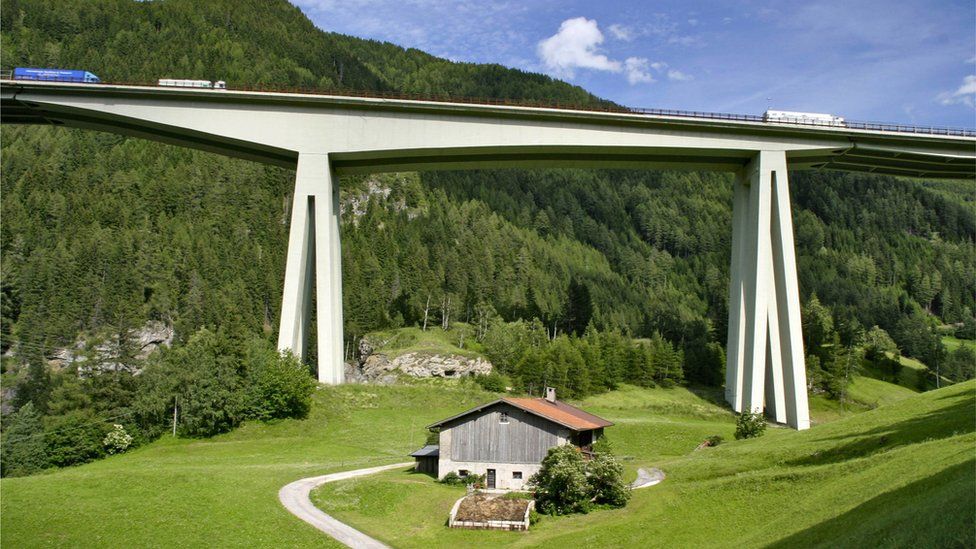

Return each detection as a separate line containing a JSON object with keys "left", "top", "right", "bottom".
{"left": 545, "top": 387, "right": 556, "bottom": 403}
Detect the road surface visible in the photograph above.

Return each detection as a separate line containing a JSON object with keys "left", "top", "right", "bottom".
{"left": 279, "top": 461, "right": 413, "bottom": 548}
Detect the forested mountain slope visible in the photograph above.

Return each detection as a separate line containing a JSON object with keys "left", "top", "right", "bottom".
{"left": 1, "top": 0, "right": 973, "bottom": 385}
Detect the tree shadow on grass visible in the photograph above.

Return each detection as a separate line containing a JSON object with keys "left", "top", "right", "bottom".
{"left": 787, "top": 390, "right": 974, "bottom": 467}
{"left": 686, "top": 385, "right": 729, "bottom": 408}
{"left": 767, "top": 459, "right": 976, "bottom": 549}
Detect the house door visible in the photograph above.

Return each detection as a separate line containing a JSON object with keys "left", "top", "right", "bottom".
{"left": 487, "top": 469, "right": 496, "bottom": 489}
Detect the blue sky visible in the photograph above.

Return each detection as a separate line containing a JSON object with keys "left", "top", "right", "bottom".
{"left": 294, "top": 0, "right": 976, "bottom": 128}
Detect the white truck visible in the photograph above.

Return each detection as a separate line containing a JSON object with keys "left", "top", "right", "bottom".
{"left": 158, "top": 79, "right": 226, "bottom": 89}
{"left": 763, "top": 110, "right": 845, "bottom": 127}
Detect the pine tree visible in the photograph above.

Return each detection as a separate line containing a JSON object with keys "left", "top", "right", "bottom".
{"left": 1, "top": 402, "right": 49, "bottom": 477}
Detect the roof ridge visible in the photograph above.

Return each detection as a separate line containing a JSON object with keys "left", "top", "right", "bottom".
{"left": 427, "top": 396, "right": 612, "bottom": 431}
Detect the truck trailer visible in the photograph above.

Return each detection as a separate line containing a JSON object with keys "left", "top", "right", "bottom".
{"left": 13, "top": 67, "right": 101, "bottom": 83}
{"left": 763, "top": 110, "right": 846, "bottom": 127}
{"left": 158, "top": 79, "right": 226, "bottom": 89}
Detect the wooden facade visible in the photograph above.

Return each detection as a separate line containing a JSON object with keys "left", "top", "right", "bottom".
{"left": 445, "top": 403, "right": 563, "bottom": 464}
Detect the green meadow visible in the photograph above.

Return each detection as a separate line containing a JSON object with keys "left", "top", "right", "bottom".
{"left": 0, "top": 384, "right": 492, "bottom": 548}
{"left": 2, "top": 378, "right": 973, "bottom": 548}
{"left": 943, "top": 335, "right": 976, "bottom": 354}
{"left": 314, "top": 381, "right": 975, "bottom": 548}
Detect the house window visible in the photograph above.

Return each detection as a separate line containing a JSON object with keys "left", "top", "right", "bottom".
{"left": 499, "top": 412, "right": 509, "bottom": 424}
{"left": 513, "top": 471, "right": 523, "bottom": 479}
{"left": 458, "top": 470, "right": 470, "bottom": 477}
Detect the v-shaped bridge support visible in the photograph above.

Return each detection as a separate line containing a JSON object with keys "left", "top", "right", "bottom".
{"left": 726, "top": 150, "right": 810, "bottom": 429}
{"left": 277, "top": 153, "right": 345, "bottom": 385}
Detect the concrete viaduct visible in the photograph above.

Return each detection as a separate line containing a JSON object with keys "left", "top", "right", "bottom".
{"left": 3, "top": 79, "right": 974, "bottom": 430}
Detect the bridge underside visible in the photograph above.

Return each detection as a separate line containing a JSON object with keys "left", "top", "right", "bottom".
{"left": 789, "top": 146, "right": 975, "bottom": 179}
{"left": 2, "top": 81, "right": 974, "bottom": 431}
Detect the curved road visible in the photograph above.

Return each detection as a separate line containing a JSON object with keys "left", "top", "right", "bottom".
{"left": 279, "top": 461, "right": 413, "bottom": 548}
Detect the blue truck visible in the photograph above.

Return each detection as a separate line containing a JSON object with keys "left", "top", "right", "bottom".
{"left": 13, "top": 67, "right": 101, "bottom": 83}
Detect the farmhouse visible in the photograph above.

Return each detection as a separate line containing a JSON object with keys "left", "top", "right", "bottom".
{"left": 411, "top": 388, "right": 613, "bottom": 490}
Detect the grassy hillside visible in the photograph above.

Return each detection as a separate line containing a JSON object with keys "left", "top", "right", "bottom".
{"left": 3, "top": 378, "right": 969, "bottom": 547}
{"left": 944, "top": 335, "right": 976, "bottom": 353}
{"left": 0, "top": 382, "right": 733, "bottom": 546}
{"left": 313, "top": 381, "right": 975, "bottom": 548}
{"left": 363, "top": 324, "right": 484, "bottom": 359}
{"left": 0, "top": 384, "right": 493, "bottom": 547}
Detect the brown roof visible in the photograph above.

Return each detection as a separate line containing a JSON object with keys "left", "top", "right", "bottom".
{"left": 503, "top": 398, "right": 613, "bottom": 430}
{"left": 427, "top": 397, "right": 613, "bottom": 431}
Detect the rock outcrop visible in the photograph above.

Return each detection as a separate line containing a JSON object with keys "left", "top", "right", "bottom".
{"left": 346, "top": 348, "right": 493, "bottom": 384}
{"left": 43, "top": 320, "right": 174, "bottom": 372}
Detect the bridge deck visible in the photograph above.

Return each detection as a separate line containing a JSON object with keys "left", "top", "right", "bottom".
{"left": 2, "top": 79, "right": 973, "bottom": 179}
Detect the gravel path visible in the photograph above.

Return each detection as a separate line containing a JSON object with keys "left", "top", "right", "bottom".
{"left": 632, "top": 467, "right": 666, "bottom": 489}
{"left": 279, "top": 461, "right": 413, "bottom": 548}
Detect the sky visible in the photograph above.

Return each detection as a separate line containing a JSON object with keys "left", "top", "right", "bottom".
{"left": 294, "top": 0, "right": 976, "bottom": 128}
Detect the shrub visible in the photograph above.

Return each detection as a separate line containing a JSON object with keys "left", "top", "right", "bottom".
{"left": 531, "top": 445, "right": 591, "bottom": 514}
{"left": 705, "top": 435, "right": 723, "bottom": 446}
{"left": 467, "top": 473, "right": 486, "bottom": 489}
{"left": 439, "top": 471, "right": 466, "bottom": 486}
{"left": 734, "top": 411, "right": 767, "bottom": 440}
{"left": 245, "top": 346, "right": 315, "bottom": 421}
{"left": 439, "top": 471, "right": 485, "bottom": 487}
{"left": 592, "top": 435, "right": 614, "bottom": 454}
{"left": 103, "top": 424, "right": 133, "bottom": 454}
{"left": 587, "top": 452, "right": 631, "bottom": 507}
{"left": 43, "top": 410, "right": 107, "bottom": 467}
{"left": 863, "top": 326, "right": 898, "bottom": 362}
{"left": 473, "top": 372, "right": 508, "bottom": 393}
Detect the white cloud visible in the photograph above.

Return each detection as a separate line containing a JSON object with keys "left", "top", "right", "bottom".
{"left": 608, "top": 24, "right": 633, "bottom": 41}
{"left": 667, "top": 69, "right": 693, "bottom": 81}
{"left": 537, "top": 18, "right": 692, "bottom": 87}
{"left": 624, "top": 57, "right": 655, "bottom": 85}
{"left": 938, "top": 74, "right": 976, "bottom": 107}
{"left": 537, "top": 17, "right": 621, "bottom": 77}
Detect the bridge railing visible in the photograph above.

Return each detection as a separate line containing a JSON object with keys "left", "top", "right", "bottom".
{"left": 3, "top": 74, "right": 974, "bottom": 138}
{"left": 622, "top": 106, "right": 976, "bottom": 137}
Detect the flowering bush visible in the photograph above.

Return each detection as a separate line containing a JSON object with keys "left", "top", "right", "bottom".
{"left": 103, "top": 424, "right": 133, "bottom": 454}
{"left": 530, "top": 443, "right": 631, "bottom": 515}
{"left": 530, "top": 445, "right": 594, "bottom": 514}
